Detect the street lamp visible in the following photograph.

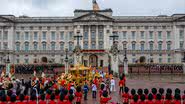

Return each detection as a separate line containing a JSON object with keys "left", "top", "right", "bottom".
{"left": 7, "top": 52, "right": 10, "bottom": 63}
{"left": 64, "top": 48, "right": 69, "bottom": 74}
{"left": 123, "top": 47, "right": 128, "bottom": 75}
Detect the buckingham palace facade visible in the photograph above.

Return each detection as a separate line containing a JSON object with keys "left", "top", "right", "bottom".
{"left": 0, "top": 8, "right": 185, "bottom": 67}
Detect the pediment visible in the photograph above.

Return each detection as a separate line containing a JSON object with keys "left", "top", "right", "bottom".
{"left": 174, "top": 16, "right": 185, "bottom": 22}
{"left": 73, "top": 12, "right": 114, "bottom": 22}
{"left": 0, "top": 16, "right": 14, "bottom": 23}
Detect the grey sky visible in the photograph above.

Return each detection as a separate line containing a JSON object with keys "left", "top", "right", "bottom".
{"left": 0, "top": 0, "right": 185, "bottom": 16}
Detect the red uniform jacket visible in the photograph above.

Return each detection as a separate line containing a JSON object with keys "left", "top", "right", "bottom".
{"left": 100, "top": 97, "right": 111, "bottom": 104}
{"left": 38, "top": 100, "right": 46, "bottom": 104}
{"left": 16, "top": 101, "right": 27, "bottom": 104}
{"left": 146, "top": 100, "right": 154, "bottom": 104}
{"left": 130, "top": 101, "right": 139, "bottom": 104}
{"left": 155, "top": 100, "right": 163, "bottom": 104}
{"left": 48, "top": 100, "right": 56, "bottom": 104}
{"left": 164, "top": 100, "right": 172, "bottom": 104}
{"left": 75, "top": 92, "right": 82, "bottom": 103}
{"left": 122, "top": 93, "right": 130, "bottom": 103}
{"left": 172, "top": 100, "right": 181, "bottom": 104}
{"left": 28, "top": 101, "right": 37, "bottom": 104}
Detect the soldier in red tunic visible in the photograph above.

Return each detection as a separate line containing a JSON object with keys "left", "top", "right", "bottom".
{"left": 155, "top": 94, "right": 163, "bottom": 104}
{"left": 139, "top": 94, "right": 146, "bottom": 104}
{"left": 159, "top": 88, "right": 165, "bottom": 100}
{"left": 75, "top": 86, "right": 82, "bottom": 104}
{"left": 100, "top": 91, "right": 111, "bottom": 104}
{"left": 38, "top": 94, "right": 46, "bottom": 104}
{"left": 16, "top": 94, "right": 26, "bottom": 104}
{"left": 172, "top": 94, "right": 181, "bottom": 104}
{"left": 164, "top": 93, "right": 172, "bottom": 104}
{"left": 144, "top": 89, "right": 149, "bottom": 99}
{"left": 48, "top": 94, "right": 56, "bottom": 104}
{"left": 146, "top": 94, "right": 154, "bottom": 104}
{"left": 0, "top": 95, "right": 7, "bottom": 104}
{"left": 122, "top": 87, "right": 130, "bottom": 104}
{"left": 130, "top": 95, "right": 139, "bottom": 104}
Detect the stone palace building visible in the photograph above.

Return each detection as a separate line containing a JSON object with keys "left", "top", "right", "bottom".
{"left": 0, "top": 5, "right": 185, "bottom": 69}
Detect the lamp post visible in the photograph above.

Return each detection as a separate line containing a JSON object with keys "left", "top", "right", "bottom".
{"left": 64, "top": 48, "right": 69, "bottom": 74}
{"left": 6, "top": 50, "right": 11, "bottom": 76}
{"left": 123, "top": 47, "right": 128, "bottom": 75}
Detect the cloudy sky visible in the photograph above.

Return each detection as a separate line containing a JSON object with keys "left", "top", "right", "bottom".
{"left": 0, "top": 0, "right": 185, "bottom": 17}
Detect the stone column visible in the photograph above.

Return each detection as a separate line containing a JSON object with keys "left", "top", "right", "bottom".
{"left": 111, "top": 54, "right": 119, "bottom": 76}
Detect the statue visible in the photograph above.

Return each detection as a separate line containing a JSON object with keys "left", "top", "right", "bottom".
{"left": 93, "top": 0, "right": 100, "bottom": 11}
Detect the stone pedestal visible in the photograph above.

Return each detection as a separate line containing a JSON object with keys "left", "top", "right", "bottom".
{"left": 74, "top": 55, "right": 82, "bottom": 65}
{"left": 124, "top": 61, "right": 128, "bottom": 75}
{"left": 183, "top": 63, "right": 185, "bottom": 74}
{"left": 111, "top": 55, "right": 119, "bottom": 76}
{"left": 65, "top": 62, "right": 69, "bottom": 74}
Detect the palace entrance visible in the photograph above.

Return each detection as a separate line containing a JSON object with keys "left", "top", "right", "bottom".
{"left": 89, "top": 54, "right": 98, "bottom": 67}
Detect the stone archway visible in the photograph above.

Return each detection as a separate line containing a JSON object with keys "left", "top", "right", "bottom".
{"left": 89, "top": 54, "right": 98, "bottom": 67}
{"left": 41, "top": 57, "right": 48, "bottom": 63}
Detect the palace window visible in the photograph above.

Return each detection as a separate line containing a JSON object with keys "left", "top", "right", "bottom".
{"left": 25, "top": 59, "right": 29, "bottom": 64}
{"left": 69, "top": 31, "right": 73, "bottom": 40}
{"left": 123, "top": 43, "right": 127, "bottom": 49}
{"left": 132, "top": 58, "right": 136, "bottom": 63}
{"left": 60, "top": 42, "right": 64, "bottom": 50}
{"left": 16, "top": 32, "right": 20, "bottom": 40}
{"left": 33, "top": 42, "right": 38, "bottom": 50}
{"left": 24, "top": 42, "right": 29, "bottom": 51}
{"left": 91, "top": 31, "right": 96, "bottom": 40}
{"left": 16, "top": 43, "right": 20, "bottom": 51}
{"left": 158, "top": 31, "right": 162, "bottom": 39}
{"left": 51, "top": 42, "right": 55, "bottom": 50}
{"left": 3, "top": 42, "right": 8, "bottom": 49}
{"left": 122, "top": 31, "right": 127, "bottom": 39}
{"left": 180, "top": 30, "right": 184, "bottom": 39}
{"left": 83, "top": 42, "right": 88, "bottom": 49}
{"left": 51, "top": 32, "right": 56, "bottom": 40}
{"left": 34, "top": 32, "right": 38, "bottom": 40}
{"left": 158, "top": 42, "right": 162, "bottom": 50}
{"left": 99, "top": 31, "right": 104, "bottom": 40}
{"left": 3, "top": 31, "right": 8, "bottom": 40}
{"left": 140, "top": 31, "right": 145, "bottom": 39}
{"left": 132, "top": 42, "right": 136, "bottom": 50}
{"left": 42, "top": 42, "right": 47, "bottom": 50}
{"left": 167, "top": 42, "right": 171, "bottom": 50}
{"left": 69, "top": 43, "right": 74, "bottom": 51}
{"left": 16, "top": 59, "right": 19, "bottom": 64}
{"left": 99, "top": 41, "right": 104, "bottom": 49}
{"left": 91, "top": 42, "right": 96, "bottom": 49}
{"left": 25, "top": 32, "right": 29, "bottom": 41}
{"left": 131, "top": 31, "right": 135, "bottom": 39}
{"left": 149, "top": 31, "right": 153, "bottom": 39}
{"left": 140, "top": 43, "right": 145, "bottom": 51}
{"left": 149, "top": 42, "right": 154, "bottom": 50}
{"left": 42, "top": 32, "right": 46, "bottom": 40}
{"left": 167, "top": 31, "right": 171, "bottom": 39}
{"left": 60, "top": 32, "right": 64, "bottom": 40}
{"left": 180, "top": 41, "right": 184, "bottom": 49}
{"left": 159, "top": 58, "right": 162, "bottom": 63}
{"left": 84, "top": 31, "right": 88, "bottom": 40}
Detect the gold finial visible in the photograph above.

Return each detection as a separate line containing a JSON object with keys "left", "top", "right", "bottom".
{"left": 93, "top": 0, "right": 100, "bottom": 11}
